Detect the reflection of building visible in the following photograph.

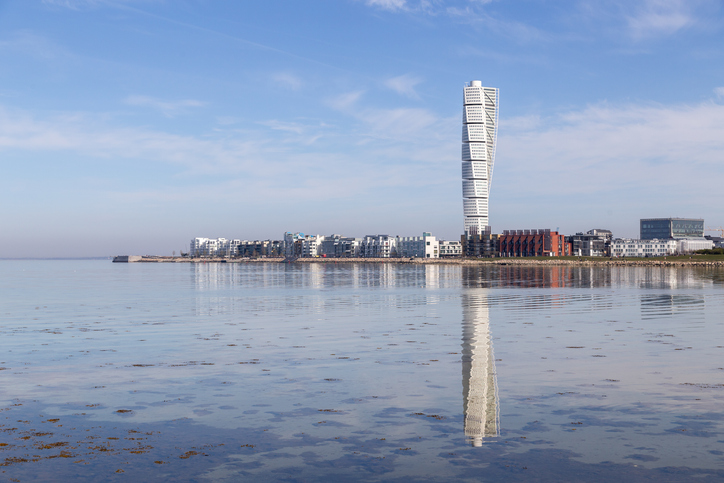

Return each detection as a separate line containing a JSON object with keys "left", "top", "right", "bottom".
{"left": 461, "top": 291, "right": 499, "bottom": 446}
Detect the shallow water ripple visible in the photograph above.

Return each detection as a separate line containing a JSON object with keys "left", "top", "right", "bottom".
{"left": 1, "top": 261, "right": 724, "bottom": 481}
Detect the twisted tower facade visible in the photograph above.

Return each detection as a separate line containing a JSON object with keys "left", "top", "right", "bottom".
{"left": 462, "top": 81, "right": 498, "bottom": 236}
{"left": 461, "top": 289, "right": 499, "bottom": 446}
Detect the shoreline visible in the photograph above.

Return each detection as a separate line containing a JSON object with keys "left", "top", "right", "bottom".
{"left": 119, "top": 256, "right": 724, "bottom": 267}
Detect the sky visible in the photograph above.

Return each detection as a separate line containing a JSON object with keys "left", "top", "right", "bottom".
{"left": 1, "top": 0, "right": 723, "bottom": 257}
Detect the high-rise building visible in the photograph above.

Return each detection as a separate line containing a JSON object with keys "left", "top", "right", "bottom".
{"left": 462, "top": 80, "right": 499, "bottom": 236}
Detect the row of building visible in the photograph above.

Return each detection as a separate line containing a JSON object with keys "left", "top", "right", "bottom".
{"left": 189, "top": 233, "right": 462, "bottom": 259}
{"left": 462, "top": 218, "right": 716, "bottom": 258}
{"left": 189, "top": 220, "right": 716, "bottom": 260}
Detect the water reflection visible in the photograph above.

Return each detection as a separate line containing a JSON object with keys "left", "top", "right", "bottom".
{"left": 461, "top": 290, "right": 499, "bottom": 446}
{"left": 462, "top": 264, "right": 717, "bottom": 289}
{"left": 640, "top": 294, "right": 706, "bottom": 320}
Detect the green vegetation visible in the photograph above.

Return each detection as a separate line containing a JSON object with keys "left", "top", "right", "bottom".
{"left": 696, "top": 248, "right": 724, "bottom": 255}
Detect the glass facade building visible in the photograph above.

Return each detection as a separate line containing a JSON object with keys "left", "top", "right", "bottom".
{"left": 640, "top": 218, "right": 704, "bottom": 239}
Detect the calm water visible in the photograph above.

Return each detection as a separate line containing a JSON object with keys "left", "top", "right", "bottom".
{"left": 2, "top": 261, "right": 724, "bottom": 482}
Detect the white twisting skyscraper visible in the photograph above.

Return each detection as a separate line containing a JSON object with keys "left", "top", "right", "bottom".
{"left": 462, "top": 81, "right": 498, "bottom": 236}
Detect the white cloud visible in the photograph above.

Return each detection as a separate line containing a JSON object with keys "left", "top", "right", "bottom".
{"left": 326, "top": 91, "right": 365, "bottom": 111}
{"left": 714, "top": 87, "right": 724, "bottom": 99}
{"left": 626, "top": 0, "right": 695, "bottom": 38}
{"left": 365, "top": 0, "right": 407, "bottom": 11}
{"left": 42, "top": 0, "right": 153, "bottom": 9}
{"left": 124, "top": 95, "right": 206, "bottom": 117}
{"left": 384, "top": 74, "right": 423, "bottom": 99}
{"left": 497, "top": 101, "right": 724, "bottom": 201}
{"left": 271, "top": 72, "right": 303, "bottom": 91}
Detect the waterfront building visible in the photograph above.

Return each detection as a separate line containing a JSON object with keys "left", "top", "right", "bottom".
{"left": 361, "top": 235, "right": 397, "bottom": 258}
{"left": 498, "top": 229, "right": 571, "bottom": 257}
{"left": 191, "top": 237, "right": 281, "bottom": 257}
{"left": 439, "top": 240, "right": 463, "bottom": 258}
{"left": 705, "top": 236, "right": 724, "bottom": 248}
{"left": 283, "top": 232, "right": 306, "bottom": 257}
{"left": 237, "top": 240, "right": 281, "bottom": 257}
{"left": 283, "top": 232, "right": 326, "bottom": 258}
{"left": 567, "top": 229, "right": 612, "bottom": 257}
{"left": 397, "top": 232, "right": 439, "bottom": 259}
{"left": 462, "top": 233, "right": 500, "bottom": 258}
{"left": 611, "top": 239, "right": 677, "bottom": 257}
{"left": 677, "top": 238, "right": 714, "bottom": 254}
{"left": 462, "top": 80, "right": 498, "bottom": 237}
{"left": 301, "top": 234, "right": 325, "bottom": 257}
{"left": 320, "top": 235, "right": 363, "bottom": 258}
{"left": 190, "top": 237, "right": 221, "bottom": 257}
{"left": 640, "top": 218, "right": 704, "bottom": 239}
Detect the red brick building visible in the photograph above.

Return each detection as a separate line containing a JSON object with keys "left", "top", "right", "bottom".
{"left": 498, "top": 229, "right": 572, "bottom": 257}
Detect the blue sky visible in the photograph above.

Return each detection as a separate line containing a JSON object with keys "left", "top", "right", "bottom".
{"left": 1, "top": 0, "right": 723, "bottom": 257}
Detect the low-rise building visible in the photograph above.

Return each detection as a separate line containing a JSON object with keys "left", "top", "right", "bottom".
{"left": 361, "top": 235, "right": 397, "bottom": 258}
{"left": 191, "top": 237, "right": 281, "bottom": 257}
{"left": 190, "top": 237, "right": 221, "bottom": 257}
{"left": 320, "top": 235, "right": 362, "bottom": 258}
{"left": 461, "top": 232, "right": 499, "bottom": 258}
{"left": 705, "top": 236, "right": 724, "bottom": 249}
{"left": 499, "top": 229, "right": 571, "bottom": 257}
{"left": 397, "top": 232, "right": 439, "bottom": 258}
{"left": 567, "top": 229, "right": 612, "bottom": 257}
{"left": 611, "top": 239, "right": 678, "bottom": 257}
{"left": 677, "top": 238, "right": 714, "bottom": 254}
{"left": 439, "top": 240, "right": 462, "bottom": 258}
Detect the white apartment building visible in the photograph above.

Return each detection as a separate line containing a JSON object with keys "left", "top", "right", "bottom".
{"left": 191, "top": 237, "right": 281, "bottom": 257}
{"left": 302, "top": 235, "right": 325, "bottom": 257}
{"left": 361, "top": 235, "right": 397, "bottom": 258}
{"left": 462, "top": 80, "right": 498, "bottom": 236}
{"left": 678, "top": 238, "right": 713, "bottom": 254}
{"left": 397, "top": 232, "right": 439, "bottom": 258}
{"left": 190, "top": 237, "right": 220, "bottom": 257}
{"left": 611, "top": 239, "right": 678, "bottom": 258}
{"left": 283, "top": 232, "right": 327, "bottom": 257}
{"left": 440, "top": 240, "right": 463, "bottom": 257}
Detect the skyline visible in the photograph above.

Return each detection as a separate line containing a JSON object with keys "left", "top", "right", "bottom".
{"left": 2, "top": 1, "right": 724, "bottom": 257}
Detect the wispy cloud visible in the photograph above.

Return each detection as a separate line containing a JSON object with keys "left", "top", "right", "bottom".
{"left": 124, "top": 95, "right": 206, "bottom": 117}
{"left": 271, "top": 72, "right": 303, "bottom": 91}
{"left": 42, "top": 0, "right": 153, "bottom": 9}
{"left": 365, "top": 0, "right": 407, "bottom": 12}
{"left": 326, "top": 91, "right": 365, "bottom": 111}
{"left": 625, "top": 0, "right": 695, "bottom": 39}
{"left": 714, "top": 87, "right": 724, "bottom": 99}
{"left": 384, "top": 74, "right": 423, "bottom": 99}
{"left": 498, "top": 101, "right": 724, "bottom": 201}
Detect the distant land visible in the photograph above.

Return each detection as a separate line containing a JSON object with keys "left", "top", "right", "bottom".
{"left": 0, "top": 257, "right": 112, "bottom": 261}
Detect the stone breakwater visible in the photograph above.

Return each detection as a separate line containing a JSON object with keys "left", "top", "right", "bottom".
{"left": 116, "top": 256, "right": 724, "bottom": 267}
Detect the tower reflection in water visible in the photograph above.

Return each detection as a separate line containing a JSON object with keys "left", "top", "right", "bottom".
{"left": 462, "top": 290, "right": 499, "bottom": 446}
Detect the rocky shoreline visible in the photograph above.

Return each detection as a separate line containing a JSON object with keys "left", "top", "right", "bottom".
{"left": 116, "top": 256, "right": 724, "bottom": 267}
